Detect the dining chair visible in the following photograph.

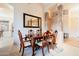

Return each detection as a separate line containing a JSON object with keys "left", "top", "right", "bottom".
{"left": 52, "top": 30, "right": 58, "bottom": 49}
{"left": 18, "top": 30, "right": 31, "bottom": 56}
{"left": 34, "top": 30, "right": 49, "bottom": 56}
{"left": 43, "top": 30, "right": 54, "bottom": 49}
{"left": 36, "top": 30, "right": 41, "bottom": 42}
{"left": 27, "top": 29, "right": 35, "bottom": 40}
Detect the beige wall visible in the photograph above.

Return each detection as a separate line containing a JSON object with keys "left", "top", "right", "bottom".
{"left": 62, "top": 4, "right": 70, "bottom": 34}
{"left": 69, "top": 5, "right": 79, "bottom": 37}
{"left": 61, "top": 4, "right": 79, "bottom": 38}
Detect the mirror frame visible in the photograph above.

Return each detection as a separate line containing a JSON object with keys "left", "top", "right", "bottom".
{"left": 23, "top": 13, "right": 41, "bottom": 28}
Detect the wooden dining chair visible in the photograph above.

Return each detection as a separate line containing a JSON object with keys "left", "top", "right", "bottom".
{"left": 43, "top": 31, "right": 53, "bottom": 48}
{"left": 18, "top": 30, "right": 31, "bottom": 56}
{"left": 35, "top": 36, "right": 49, "bottom": 56}
{"left": 52, "top": 30, "right": 58, "bottom": 49}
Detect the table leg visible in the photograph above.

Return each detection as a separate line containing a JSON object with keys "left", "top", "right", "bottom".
{"left": 31, "top": 38, "right": 35, "bottom": 56}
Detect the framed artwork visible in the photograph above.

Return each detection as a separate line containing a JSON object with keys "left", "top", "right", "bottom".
{"left": 23, "top": 13, "right": 41, "bottom": 28}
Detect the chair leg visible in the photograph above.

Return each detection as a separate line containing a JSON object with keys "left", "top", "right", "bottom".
{"left": 55, "top": 43, "right": 57, "bottom": 48}
{"left": 31, "top": 38, "right": 36, "bottom": 56}
{"left": 42, "top": 48, "right": 45, "bottom": 56}
{"left": 51, "top": 39, "right": 54, "bottom": 49}
{"left": 22, "top": 48, "right": 24, "bottom": 56}
{"left": 47, "top": 44, "right": 49, "bottom": 53}
{"left": 19, "top": 46, "right": 21, "bottom": 52}
{"left": 32, "top": 46, "right": 35, "bottom": 56}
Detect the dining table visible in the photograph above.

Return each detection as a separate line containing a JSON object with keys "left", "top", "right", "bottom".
{"left": 25, "top": 34, "right": 55, "bottom": 56}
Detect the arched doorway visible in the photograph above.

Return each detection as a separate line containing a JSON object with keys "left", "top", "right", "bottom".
{"left": 0, "top": 3, "right": 14, "bottom": 48}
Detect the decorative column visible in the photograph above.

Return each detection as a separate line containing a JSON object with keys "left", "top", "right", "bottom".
{"left": 56, "top": 4, "right": 64, "bottom": 47}
{"left": 57, "top": 4, "right": 63, "bottom": 32}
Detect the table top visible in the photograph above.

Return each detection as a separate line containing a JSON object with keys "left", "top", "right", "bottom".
{"left": 33, "top": 35, "right": 43, "bottom": 39}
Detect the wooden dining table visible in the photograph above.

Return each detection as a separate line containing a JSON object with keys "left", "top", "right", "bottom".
{"left": 25, "top": 34, "right": 55, "bottom": 56}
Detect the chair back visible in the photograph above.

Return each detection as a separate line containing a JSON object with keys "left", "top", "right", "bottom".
{"left": 28, "top": 29, "right": 34, "bottom": 37}
{"left": 36, "top": 29, "right": 41, "bottom": 36}
{"left": 18, "top": 30, "right": 24, "bottom": 47}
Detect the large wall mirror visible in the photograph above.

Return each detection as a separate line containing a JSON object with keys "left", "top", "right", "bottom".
{"left": 23, "top": 13, "right": 41, "bottom": 28}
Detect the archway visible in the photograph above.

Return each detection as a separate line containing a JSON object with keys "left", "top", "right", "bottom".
{"left": 0, "top": 3, "right": 14, "bottom": 48}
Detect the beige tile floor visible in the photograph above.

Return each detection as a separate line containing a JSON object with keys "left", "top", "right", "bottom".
{"left": 0, "top": 38, "right": 79, "bottom": 56}
{"left": 56, "top": 38, "right": 79, "bottom": 56}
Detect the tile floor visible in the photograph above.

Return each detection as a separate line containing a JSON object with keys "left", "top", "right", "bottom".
{"left": 0, "top": 38, "right": 79, "bottom": 56}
